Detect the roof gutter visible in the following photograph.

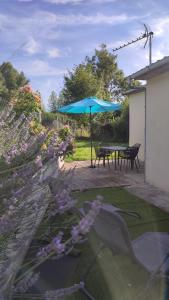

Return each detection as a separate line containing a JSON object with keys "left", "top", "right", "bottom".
{"left": 129, "top": 56, "right": 169, "bottom": 80}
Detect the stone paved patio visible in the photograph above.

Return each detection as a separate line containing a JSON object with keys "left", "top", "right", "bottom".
{"left": 65, "top": 160, "right": 169, "bottom": 213}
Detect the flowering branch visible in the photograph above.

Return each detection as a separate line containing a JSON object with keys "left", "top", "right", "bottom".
{"left": 14, "top": 197, "right": 103, "bottom": 288}
{"left": 13, "top": 271, "right": 40, "bottom": 293}
{"left": 0, "top": 103, "right": 102, "bottom": 300}
{"left": 45, "top": 282, "right": 84, "bottom": 300}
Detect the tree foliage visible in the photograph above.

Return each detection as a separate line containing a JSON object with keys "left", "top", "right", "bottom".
{"left": 86, "top": 44, "right": 126, "bottom": 100}
{"left": 0, "top": 62, "right": 29, "bottom": 103}
{"left": 60, "top": 44, "right": 140, "bottom": 134}
{"left": 0, "top": 72, "right": 8, "bottom": 102}
{"left": 48, "top": 90, "right": 58, "bottom": 112}
{"left": 93, "top": 100, "right": 129, "bottom": 142}
{"left": 62, "top": 44, "right": 136, "bottom": 105}
{"left": 14, "top": 85, "right": 42, "bottom": 116}
{"left": 62, "top": 64, "right": 100, "bottom": 104}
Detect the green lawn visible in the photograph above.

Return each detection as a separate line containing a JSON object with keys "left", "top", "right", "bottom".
{"left": 66, "top": 187, "right": 169, "bottom": 300}
{"left": 66, "top": 140, "right": 127, "bottom": 162}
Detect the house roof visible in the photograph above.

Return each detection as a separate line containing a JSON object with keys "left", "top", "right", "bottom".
{"left": 123, "top": 86, "right": 146, "bottom": 95}
{"left": 129, "top": 56, "right": 169, "bottom": 80}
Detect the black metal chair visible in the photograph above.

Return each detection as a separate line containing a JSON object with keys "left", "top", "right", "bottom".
{"left": 119, "top": 146, "right": 140, "bottom": 171}
{"left": 94, "top": 145, "right": 110, "bottom": 167}
{"left": 132, "top": 143, "right": 141, "bottom": 168}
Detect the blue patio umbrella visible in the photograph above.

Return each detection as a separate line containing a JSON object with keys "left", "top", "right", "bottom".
{"left": 58, "top": 96, "right": 121, "bottom": 167}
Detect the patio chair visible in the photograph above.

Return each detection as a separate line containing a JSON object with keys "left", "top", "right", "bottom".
{"left": 83, "top": 203, "right": 169, "bottom": 299}
{"left": 132, "top": 143, "right": 141, "bottom": 168}
{"left": 77, "top": 203, "right": 141, "bottom": 300}
{"left": 94, "top": 145, "right": 110, "bottom": 167}
{"left": 119, "top": 146, "right": 140, "bottom": 171}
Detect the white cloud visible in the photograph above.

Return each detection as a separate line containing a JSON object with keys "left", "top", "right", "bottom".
{"left": 34, "top": 78, "right": 63, "bottom": 109}
{"left": 35, "top": 11, "right": 132, "bottom": 26}
{"left": 0, "top": 10, "right": 137, "bottom": 59}
{"left": 19, "top": 60, "right": 66, "bottom": 77}
{"left": 47, "top": 48, "right": 61, "bottom": 58}
{"left": 107, "top": 31, "right": 146, "bottom": 52}
{"left": 106, "top": 15, "right": 169, "bottom": 73}
{"left": 151, "top": 17, "right": 169, "bottom": 37}
{"left": 141, "top": 16, "right": 169, "bottom": 63}
{"left": 44, "top": 0, "right": 116, "bottom": 4}
{"left": 45, "top": 0, "right": 82, "bottom": 3}
{"left": 0, "top": 11, "right": 138, "bottom": 43}
{"left": 24, "top": 37, "right": 40, "bottom": 54}
{"left": 146, "top": 43, "right": 168, "bottom": 63}
{"left": 17, "top": 0, "right": 33, "bottom": 2}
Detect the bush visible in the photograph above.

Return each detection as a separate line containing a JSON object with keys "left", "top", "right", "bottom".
{"left": 13, "top": 85, "right": 41, "bottom": 116}
{"left": 66, "top": 140, "right": 76, "bottom": 156}
{"left": 58, "top": 125, "right": 71, "bottom": 141}
{"left": 92, "top": 101, "right": 129, "bottom": 142}
{"left": 42, "top": 112, "right": 58, "bottom": 127}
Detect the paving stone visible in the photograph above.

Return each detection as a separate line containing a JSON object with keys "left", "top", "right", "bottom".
{"left": 65, "top": 160, "right": 169, "bottom": 213}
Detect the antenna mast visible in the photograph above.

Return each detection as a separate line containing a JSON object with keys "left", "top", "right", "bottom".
{"left": 112, "top": 24, "right": 154, "bottom": 65}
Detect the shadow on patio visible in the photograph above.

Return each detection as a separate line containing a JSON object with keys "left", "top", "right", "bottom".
{"left": 65, "top": 160, "right": 169, "bottom": 213}
{"left": 64, "top": 160, "right": 144, "bottom": 190}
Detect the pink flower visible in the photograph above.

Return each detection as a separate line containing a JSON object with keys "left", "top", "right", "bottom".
{"left": 19, "top": 85, "right": 33, "bottom": 93}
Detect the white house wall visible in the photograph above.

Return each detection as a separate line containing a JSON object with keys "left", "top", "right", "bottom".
{"left": 146, "top": 71, "right": 169, "bottom": 192}
{"left": 129, "top": 92, "right": 145, "bottom": 161}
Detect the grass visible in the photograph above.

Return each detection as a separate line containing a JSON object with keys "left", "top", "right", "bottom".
{"left": 66, "top": 139, "right": 127, "bottom": 162}
{"left": 65, "top": 187, "right": 169, "bottom": 300}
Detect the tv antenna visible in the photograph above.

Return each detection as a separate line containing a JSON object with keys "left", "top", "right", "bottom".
{"left": 112, "top": 24, "right": 154, "bottom": 65}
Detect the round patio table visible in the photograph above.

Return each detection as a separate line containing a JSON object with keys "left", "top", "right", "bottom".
{"left": 100, "top": 146, "right": 127, "bottom": 169}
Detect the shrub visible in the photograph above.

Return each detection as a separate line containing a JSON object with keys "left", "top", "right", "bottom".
{"left": 41, "top": 112, "right": 57, "bottom": 127}
{"left": 92, "top": 101, "right": 129, "bottom": 142}
{"left": 66, "top": 139, "right": 76, "bottom": 156}
{"left": 13, "top": 85, "right": 41, "bottom": 116}
{"left": 58, "top": 125, "right": 71, "bottom": 141}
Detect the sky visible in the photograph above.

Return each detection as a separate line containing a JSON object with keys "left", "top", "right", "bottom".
{"left": 0, "top": 0, "right": 169, "bottom": 108}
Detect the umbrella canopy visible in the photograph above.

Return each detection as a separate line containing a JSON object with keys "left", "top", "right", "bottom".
{"left": 58, "top": 96, "right": 121, "bottom": 114}
{"left": 58, "top": 96, "right": 121, "bottom": 168}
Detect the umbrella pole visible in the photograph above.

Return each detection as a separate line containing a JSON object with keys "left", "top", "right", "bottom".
{"left": 89, "top": 106, "right": 95, "bottom": 168}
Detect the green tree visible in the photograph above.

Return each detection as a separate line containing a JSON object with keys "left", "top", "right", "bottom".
{"left": 0, "top": 72, "right": 7, "bottom": 92}
{"left": 62, "top": 64, "right": 101, "bottom": 104}
{"left": 62, "top": 44, "right": 138, "bottom": 105}
{"left": 61, "top": 44, "right": 139, "bottom": 131}
{"left": 0, "top": 71, "right": 8, "bottom": 105}
{"left": 14, "top": 87, "right": 41, "bottom": 117}
{"left": 86, "top": 44, "right": 130, "bottom": 101}
{"left": 48, "top": 90, "right": 58, "bottom": 112}
{"left": 62, "top": 64, "right": 102, "bottom": 126}
{"left": 114, "top": 100, "right": 129, "bottom": 142}
{"left": 0, "top": 62, "right": 29, "bottom": 101}
{"left": 57, "top": 91, "right": 66, "bottom": 108}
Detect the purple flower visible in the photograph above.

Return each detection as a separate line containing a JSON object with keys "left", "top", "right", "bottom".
{"left": 71, "top": 198, "right": 102, "bottom": 243}
{"left": 52, "top": 188, "right": 76, "bottom": 215}
{"left": 71, "top": 226, "right": 80, "bottom": 243}
{"left": 35, "top": 155, "right": 43, "bottom": 168}
{"left": 20, "top": 143, "right": 28, "bottom": 153}
{"left": 14, "top": 271, "right": 40, "bottom": 293}
{"left": 45, "top": 282, "right": 84, "bottom": 300}
{"left": 0, "top": 205, "right": 17, "bottom": 234}
{"left": 37, "top": 232, "right": 65, "bottom": 258}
